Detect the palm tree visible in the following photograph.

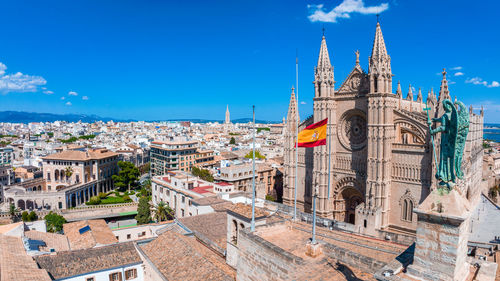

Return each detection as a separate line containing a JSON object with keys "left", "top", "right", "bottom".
{"left": 9, "top": 204, "right": 17, "bottom": 222}
{"left": 65, "top": 166, "right": 73, "bottom": 181}
{"left": 152, "top": 201, "right": 174, "bottom": 222}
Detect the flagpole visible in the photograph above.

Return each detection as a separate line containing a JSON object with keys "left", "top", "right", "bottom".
{"left": 327, "top": 110, "right": 331, "bottom": 200}
{"left": 312, "top": 184, "right": 317, "bottom": 244}
{"left": 294, "top": 50, "right": 299, "bottom": 221}
{"left": 251, "top": 105, "right": 256, "bottom": 232}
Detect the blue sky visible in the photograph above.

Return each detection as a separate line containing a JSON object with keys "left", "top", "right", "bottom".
{"left": 0, "top": 0, "right": 499, "bottom": 122}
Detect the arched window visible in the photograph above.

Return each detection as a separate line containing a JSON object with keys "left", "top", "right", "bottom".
{"left": 408, "top": 200, "right": 413, "bottom": 221}
{"left": 400, "top": 189, "right": 416, "bottom": 222}
{"left": 232, "top": 220, "right": 238, "bottom": 244}
{"left": 402, "top": 199, "right": 408, "bottom": 221}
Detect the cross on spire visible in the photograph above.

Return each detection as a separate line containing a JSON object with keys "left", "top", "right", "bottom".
{"left": 376, "top": 14, "right": 380, "bottom": 23}
{"left": 322, "top": 25, "right": 325, "bottom": 37}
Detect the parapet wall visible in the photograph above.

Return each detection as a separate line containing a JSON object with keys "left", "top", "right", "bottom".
{"left": 237, "top": 224, "right": 304, "bottom": 281}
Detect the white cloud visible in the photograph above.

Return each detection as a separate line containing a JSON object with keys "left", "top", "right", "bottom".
{"left": 451, "top": 66, "right": 463, "bottom": 70}
{"left": 43, "top": 90, "right": 54, "bottom": 95}
{"left": 68, "top": 91, "right": 78, "bottom": 96}
{"left": 0, "top": 63, "right": 6, "bottom": 76}
{"left": 454, "top": 72, "right": 464, "bottom": 76}
{"left": 300, "top": 101, "right": 306, "bottom": 105}
{"left": 449, "top": 81, "right": 456, "bottom": 85}
{"left": 65, "top": 101, "right": 72, "bottom": 106}
{"left": 82, "top": 96, "right": 89, "bottom": 100}
{"left": 308, "top": 0, "right": 389, "bottom": 23}
{"left": 61, "top": 96, "right": 66, "bottom": 100}
{"left": 466, "top": 77, "right": 499, "bottom": 88}
{"left": 0, "top": 62, "right": 47, "bottom": 94}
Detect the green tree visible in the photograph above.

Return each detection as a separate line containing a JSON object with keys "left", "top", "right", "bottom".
{"left": 135, "top": 196, "right": 151, "bottom": 225}
{"left": 45, "top": 212, "right": 67, "bottom": 233}
{"left": 152, "top": 201, "right": 175, "bottom": 222}
{"left": 28, "top": 211, "right": 38, "bottom": 221}
{"left": 9, "top": 204, "right": 16, "bottom": 220}
{"left": 245, "top": 150, "right": 266, "bottom": 159}
{"left": 229, "top": 137, "right": 236, "bottom": 145}
{"left": 21, "top": 211, "right": 29, "bottom": 222}
{"left": 65, "top": 166, "right": 73, "bottom": 179}
{"left": 191, "top": 166, "right": 214, "bottom": 182}
{"left": 86, "top": 196, "right": 102, "bottom": 205}
{"left": 112, "top": 161, "right": 140, "bottom": 192}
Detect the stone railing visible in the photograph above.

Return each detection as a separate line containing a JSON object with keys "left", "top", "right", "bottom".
{"left": 65, "top": 202, "right": 138, "bottom": 211}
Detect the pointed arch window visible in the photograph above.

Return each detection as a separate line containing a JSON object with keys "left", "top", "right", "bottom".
{"left": 400, "top": 190, "right": 416, "bottom": 222}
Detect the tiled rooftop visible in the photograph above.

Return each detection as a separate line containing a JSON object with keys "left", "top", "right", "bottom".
{"left": 191, "top": 196, "right": 227, "bottom": 206}
{"left": 35, "top": 242, "right": 141, "bottom": 280}
{"left": 140, "top": 231, "right": 235, "bottom": 281}
{"left": 179, "top": 212, "right": 228, "bottom": 250}
{"left": 226, "top": 202, "right": 269, "bottom": 220}
{"left": 25, "top": 230, "right": 70, "bottom": 252}
{"left": 0, "top": 234, "right": 51, "bottom": 281}
{"left": 63, "top": 219, "right": 118, "bottom": 250}
{"left": 43, "top": 148, "right": 117, "bottom": 160}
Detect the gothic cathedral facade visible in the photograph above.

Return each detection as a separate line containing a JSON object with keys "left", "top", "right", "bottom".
{"left": 283, "top": 22, "right": 484, "bottom": 236}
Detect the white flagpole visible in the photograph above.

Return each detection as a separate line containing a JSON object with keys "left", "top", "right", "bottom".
{"left": 294, "top": 51, "right": 299, "bottom": 221}
{"left": 327, "top": 110, "right": 331, "bottom": 199}
{"left": 251, "top": 105, "right": 256, "bottom": 232}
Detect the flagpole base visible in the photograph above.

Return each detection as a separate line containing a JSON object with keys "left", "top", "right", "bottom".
{"left": 305, "top": 241, "right": 322, "bottom": 258}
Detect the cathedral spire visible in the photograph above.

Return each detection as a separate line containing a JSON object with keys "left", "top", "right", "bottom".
{"left": 225, "top": 104, "right": 230, "bottom": 124}
{"left": 438, "top": 68, "right": 450, "bottom": 102}
{"left": 314, "top": 36, "right": 335, "bottom": 98}
{"left": 287, "top": 86, "right": 299, "bottom": 125}
{"left": 406, "top": 84, "right": 413, "bottom": 101}
{"left": 317, "top": 36, "right": 332, "bottom": 71}
{"left": 369, "top": 22, "right": 392, "bottom": 93}
{"left": 396, "top": 81, "right": 402, "bottom": 97}
{"left": 417, "top": 88, "right": 423, "bottom": 102}
{"left": 371, "top": 22, "right": 389, "bottom": 61}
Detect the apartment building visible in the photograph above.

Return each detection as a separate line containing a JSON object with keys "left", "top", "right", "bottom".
{"left": 151, "top": 171, "right": 234, "bottom": 218}
{"left": 0, "top": 147, "right": 13, "bottom": 165}
{"left": 150, "top": 140, "right": 214, "bottom": 176}
{"left": 218, "top": 160, "right": 276, "bottom": 198}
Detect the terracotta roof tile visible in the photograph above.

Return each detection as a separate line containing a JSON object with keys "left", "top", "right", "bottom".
{"left": 179, "top": 212, "right": 228, "bottom": 250}
{"left": 63, "top": 219, "right": 118, "bottom": 250}
{"left": 0, "top": 234, "right": 51, "bottom": 281}
{"left": 25, "top": 230, "right": 70, "bottom": 252}
{"left": 43, "top": 148, "right": 117, "bottom": 161}
{"left": 141, "top": 231, "right": 235, "bottom": 281}
{"left": 35, "top": 242, "right": 141, "bottom": 280}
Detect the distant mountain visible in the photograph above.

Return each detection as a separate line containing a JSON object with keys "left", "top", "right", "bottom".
{"left": 0, "top": 111, "right": 134, "bottom": 123}
{"left": 0, "top": 111, "right": 281, "bottom": 124}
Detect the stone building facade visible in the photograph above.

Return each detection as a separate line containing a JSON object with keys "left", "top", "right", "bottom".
{"left": 283, "top": 22, "right": 484, "bottom": 235}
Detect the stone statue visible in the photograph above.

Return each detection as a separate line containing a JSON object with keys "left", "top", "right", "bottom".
{"left": 427, "top": 99, "right": 469, "bottom": 191}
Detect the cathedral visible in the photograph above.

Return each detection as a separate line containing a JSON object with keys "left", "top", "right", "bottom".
{"left": 283, "top": 22, "right": 484, "bottom": 236}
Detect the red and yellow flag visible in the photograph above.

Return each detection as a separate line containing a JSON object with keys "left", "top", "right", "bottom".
{"left": 296, "top": 118, "right": 327, "bottom": 147}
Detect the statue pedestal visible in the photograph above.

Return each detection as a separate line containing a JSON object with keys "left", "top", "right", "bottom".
{"left": 407, "top": 189, "right": 471, "bottom": 281}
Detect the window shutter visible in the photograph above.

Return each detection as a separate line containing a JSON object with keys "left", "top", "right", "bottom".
{"left": 119, "top": 272, "right": 123, "bottom": 281}
{"left": 109, "top": 274, "right": 113, "bottom": 281}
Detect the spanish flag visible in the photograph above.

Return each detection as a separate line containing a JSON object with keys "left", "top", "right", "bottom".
{"left": 296, "top": 118, "right": 327, "bottom": 147}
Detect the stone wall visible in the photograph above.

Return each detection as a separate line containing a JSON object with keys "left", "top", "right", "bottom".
{"left": 237, "top": 224, "right": 304, "bottom": 281}
{"left": 322, "top": 242, "right": 387, "bottom": 273}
